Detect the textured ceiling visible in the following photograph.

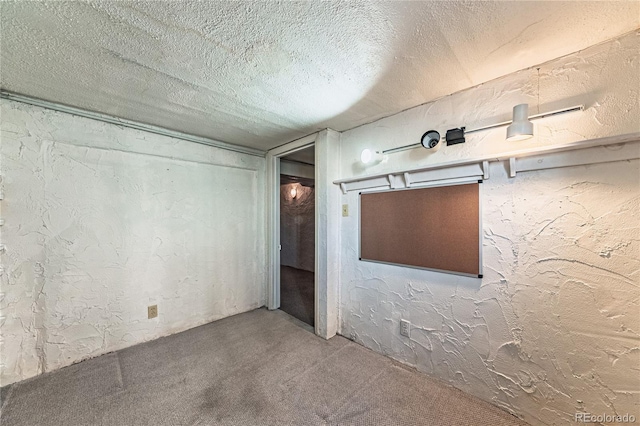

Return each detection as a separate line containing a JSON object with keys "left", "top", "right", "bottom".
{"left": 1, "top": 1, "right": 638, "bottom": 151}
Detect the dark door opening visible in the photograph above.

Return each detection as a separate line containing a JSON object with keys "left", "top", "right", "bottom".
{"left": 279, "top": 147, "right": 315, "bottom": 327}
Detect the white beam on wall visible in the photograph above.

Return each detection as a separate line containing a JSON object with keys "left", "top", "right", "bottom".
{"left": 514, "top": 142, "right": 640, "bottom": 175}
{"left": 335, "top": 132, "right": 640, "bottom": 192}
{"left": 1, "top": 91, "right": 265, "bottom": 157}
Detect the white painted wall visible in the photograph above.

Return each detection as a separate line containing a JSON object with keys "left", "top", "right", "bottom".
{"left": 338, "top": 31, "right": 639, "bottom": 424}
{"left": 0, "top": 99, "right": 266, "bottom": 386}
{"left": 315, "top": 129, "right": 341, "bottom": 340}
{"left": 280, "top": 183, "right": 315, "bottom": 272}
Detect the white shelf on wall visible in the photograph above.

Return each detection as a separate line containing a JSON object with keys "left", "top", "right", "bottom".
{"left": 334, "top": 133, "right": 640, "bottom": 193}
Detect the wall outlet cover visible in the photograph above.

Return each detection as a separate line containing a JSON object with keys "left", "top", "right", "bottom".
{"left": 148, "top": 305, "right": 158, "bottom": 319}
{"left": 400, "top": 319, "right": 410, "bottom": 337}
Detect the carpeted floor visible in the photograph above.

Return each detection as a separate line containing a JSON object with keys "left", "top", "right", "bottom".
{"left": 0, "top": 309, "right": 526, "bottom": 426}
{"left": 280, "top": 265, "right": 315, "bottom": 327}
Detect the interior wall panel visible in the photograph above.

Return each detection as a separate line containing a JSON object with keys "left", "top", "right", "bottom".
{"left": 0, "top": 99, "right": 266, "bottom": 385}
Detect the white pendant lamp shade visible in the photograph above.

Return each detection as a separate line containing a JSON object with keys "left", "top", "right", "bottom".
{"left": 360, "top": 149, "right": 384, "bottom": 165}
{"left": 360, "top": 148, "right": 373, "bottom": 164}
{"left": 506, "top": 104, "right": 534, "bottom": 141}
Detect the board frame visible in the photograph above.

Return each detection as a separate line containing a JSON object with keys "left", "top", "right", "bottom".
{"left": 358, "top": 178, "right": 483, "bottom": 278}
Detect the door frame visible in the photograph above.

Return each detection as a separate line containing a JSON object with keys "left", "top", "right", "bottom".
{"left": 266, "top": 129, "right": 340, "bottom": 339}
{"left": 266, "top": 133, "right": 317, "bottom": 325}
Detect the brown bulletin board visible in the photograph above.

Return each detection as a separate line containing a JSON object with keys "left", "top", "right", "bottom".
{"left": 359, "top": 182, "right": 482, "bottom": 277}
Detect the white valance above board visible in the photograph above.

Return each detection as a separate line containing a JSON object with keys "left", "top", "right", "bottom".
{"left": 334, "top": 133, "right": 640, "bottom": 193}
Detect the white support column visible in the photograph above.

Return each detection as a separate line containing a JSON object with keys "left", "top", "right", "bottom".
{"left": 315, "top": 129, "right": 341, "bottom": 339}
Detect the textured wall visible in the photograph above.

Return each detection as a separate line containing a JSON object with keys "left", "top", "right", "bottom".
{"left": 280, "top": 183, "right": 315, "bottom": 272}
{"left": 338, "top": 32, "right": 639, "bottom": 424}
{"left": 0, "top": 99, "right": 266, "bottom": 386}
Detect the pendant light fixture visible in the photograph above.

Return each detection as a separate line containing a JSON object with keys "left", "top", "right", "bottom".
{"left": 360, "top": 148, "right": 385, "bottom": 165}
{"left": 506, "top": 104, "right": 534, "bottom": 141}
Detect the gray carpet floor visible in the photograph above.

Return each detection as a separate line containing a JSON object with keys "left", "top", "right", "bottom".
{"left": 0, "top": 309, "right": 526, "bottom": 426}
{"left": 280, "top": 266, "right": 315, "bottom": 327}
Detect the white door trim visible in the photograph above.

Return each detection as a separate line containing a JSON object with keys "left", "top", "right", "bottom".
{"left": 266, "top": 133, "right": 317, "bottom": 313}
{"left": 266, "top": 130, "right": 340, "bottom": 339}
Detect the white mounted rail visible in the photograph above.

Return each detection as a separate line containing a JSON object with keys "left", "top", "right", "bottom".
{"left": 334, "top": 133, "right": 640, "bottom": 193}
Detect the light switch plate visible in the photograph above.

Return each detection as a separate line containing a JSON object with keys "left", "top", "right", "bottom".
{"left": 400, "top": 319, "right": 410, "bottom": 337}
{"left": 342, "top": 204, "right": 349, "bottom": 217}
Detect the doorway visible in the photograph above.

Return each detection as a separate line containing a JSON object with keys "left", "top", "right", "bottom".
{"left": 279, "top": 146, "right": 315, "bottom": 326}
{"left": 267, "top": 128, "right": 339, "bottom": 339}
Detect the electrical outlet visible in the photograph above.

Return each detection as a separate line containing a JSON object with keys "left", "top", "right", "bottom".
{"left": 342, "top": 204, "right": 349, "bottom": 217}
{"left": 148, "top": 305, "right": 158, "bottom": 319}
{"left": 400, "top": 319, "right": 410, "bottom": 337}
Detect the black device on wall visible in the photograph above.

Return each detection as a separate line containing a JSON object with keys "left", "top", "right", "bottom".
{"left": 446, "top": 127, "right": 466, "bottom": 145}
{"left": 420, "top": 130, "right": 441, "bottom": 149}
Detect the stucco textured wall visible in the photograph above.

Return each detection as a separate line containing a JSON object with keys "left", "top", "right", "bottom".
{"left": 280, "top": 183, "right": 315, "bottom": 272}
{"left": 0, "top": 99, "right": 266, "bottom": 386}
{"left": 338, "top": 32, "right": 639, "bottom": 424}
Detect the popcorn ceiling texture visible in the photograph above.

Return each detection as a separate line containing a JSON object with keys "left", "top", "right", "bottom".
{"left": 338, "top": 32, "right": 640, "bottom": 424}
{"left": 280, "top": 183, "right": 315, "bottom": 272}
{"left": 1, "top": 1, "right": 638, "bottom": 150}
{"left": 0, "top": 99, "right": 266, "bottom": 386}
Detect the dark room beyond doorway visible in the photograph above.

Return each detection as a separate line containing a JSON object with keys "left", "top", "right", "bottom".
{"left": 280, "top": 147, "right": 315, "bottom": 327}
